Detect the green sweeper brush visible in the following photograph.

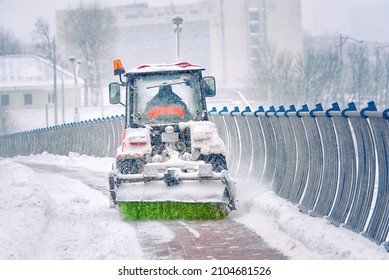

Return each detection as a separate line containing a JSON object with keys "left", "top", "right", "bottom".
{"left": 119, "top": 201, "right": 228, "bottom": 221}
{"left": 109, "top": 168, "right": 237, "bottom": 221}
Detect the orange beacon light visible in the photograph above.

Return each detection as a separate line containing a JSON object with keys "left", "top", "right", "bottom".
{"left": 113, "top": 59, "right": 125, "bottom": 76}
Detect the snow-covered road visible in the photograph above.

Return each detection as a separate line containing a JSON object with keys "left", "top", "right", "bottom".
{"left": 1, "top": 153, "right": 388, "bottom": 260}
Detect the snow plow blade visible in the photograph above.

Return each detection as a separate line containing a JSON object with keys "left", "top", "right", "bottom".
{"left": 109, "top": 164, "right": 236, "bottom": 220}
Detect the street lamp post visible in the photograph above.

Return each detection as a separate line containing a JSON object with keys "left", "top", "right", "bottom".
{"left": 339, "top": 34, "right": 364, "bottom": 66}
{"left": 69, "top": 56, "right": 81, "bottom": 122}
{"left": 172, "top": 15, "right": 183, "bottom": 61}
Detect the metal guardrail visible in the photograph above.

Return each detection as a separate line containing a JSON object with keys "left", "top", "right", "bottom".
{"left": 1, "top": 101, "right": 388, "bottom": 250}
{"left": 208, "top": 101, "right": 389, "bottom": 250}
{"left": 0, "top": 115, "right": 125, "bottom": 158}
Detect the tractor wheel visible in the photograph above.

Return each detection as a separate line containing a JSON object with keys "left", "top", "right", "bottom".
{"left": 117, "top": 159, "right": 145, "bottom": 174}
{"left": 198, "top": 153, "right": 228, "bottom": 172}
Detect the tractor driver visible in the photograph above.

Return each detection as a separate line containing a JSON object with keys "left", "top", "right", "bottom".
{"left": 144, "top": 85, "right": 192, "bottom": 122}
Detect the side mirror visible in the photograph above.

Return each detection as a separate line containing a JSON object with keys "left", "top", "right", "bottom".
{"left": 201, "top": 76, "right": 216, "bottom": 97}
{"left": 109, "top": 82, "right": 121, "bottom": 104}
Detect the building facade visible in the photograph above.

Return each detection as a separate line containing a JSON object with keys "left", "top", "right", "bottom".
{"left": 209, "top": 0, "right": 303, "bottom": 96}
{"left": 0, "top": 55, "right": 83, "bottom": 133}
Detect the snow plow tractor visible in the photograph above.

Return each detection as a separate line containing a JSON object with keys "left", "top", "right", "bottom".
{"left": 108, "top": 60, "right": 236, "bottom": 220}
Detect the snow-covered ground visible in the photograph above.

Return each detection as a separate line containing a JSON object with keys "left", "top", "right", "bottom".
{"left": 1, "top": 153, "right": 388, "bottom": 260}
{"left": 0, "top": 154, "right": 144, "bottom": 260}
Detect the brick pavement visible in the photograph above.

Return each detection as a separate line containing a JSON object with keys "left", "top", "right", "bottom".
{"left": 133, "top": 219, "right": 288, "bottom": 260}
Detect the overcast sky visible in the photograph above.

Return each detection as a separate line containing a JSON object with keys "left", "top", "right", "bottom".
{"left": 1, "top": 0, "right": 389, "bottom": 42}
{"left": 301, "top": 0, "right": 389, "bottom": 41}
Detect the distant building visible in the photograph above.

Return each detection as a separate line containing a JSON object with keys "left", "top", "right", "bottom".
{"left": 109, "top": 1, "right": 212, "bottom": 68}
{"left": 209, "top": 0, "right": 303, "bottom": 95}
{"left": 56, "top": 0, "right": 302, "bottom": 100}
{"left": 0, "top": 54, "right": 83, "bottom": 132}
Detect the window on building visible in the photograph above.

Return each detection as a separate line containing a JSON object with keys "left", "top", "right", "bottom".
{"left": 249, "top": 11, "right": 260, "bottom": 21}
{"left": 249, "top": 24, "right": 259, "bottom": 33}
{"left": 24, "top": 94, "right": 32, "bottom": 105}
{"left": 1, "top": 95, "right": 9, "bottom": 106}
{"left": 48, "top": 93, "right": 54, "bottom": 104}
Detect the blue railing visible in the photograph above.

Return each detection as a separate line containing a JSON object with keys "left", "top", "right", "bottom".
{"left": 0, "top": 115, "right": 125, "bottom": 158}
{"left": 208, "top": 101, "right": 389, "bottom": 250}
{"left": 0, "top": 101, "right": 388, "bottom": 250}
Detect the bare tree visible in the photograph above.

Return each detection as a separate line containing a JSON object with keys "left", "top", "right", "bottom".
{"left": 250, "top": 42, "right": 298, "bottom": 105}
{"left": 295, "top": 47, "right": 340, "bottom": 106}
{"left": 372, "top": 47, "right": 389, "bottom": 107}
{"left": 382, "top": 52, "right": 389, "bottom": 107}
{"left": 33, "top": 17, "right": 53, "bottom": 60}
{"left": 0, "top": 27, "right": 22, "bottom": 55}
{"left": 345, "top": 45, "right": 371, "bottom": 107}
{"left": 250, "top": 35, "right": 388, "bottom": 110}
{"left": 63, "top": 1, "right": 115, "bottom": 107}
{"left": 32, "top": 17, "right": 60, "bottom": 125}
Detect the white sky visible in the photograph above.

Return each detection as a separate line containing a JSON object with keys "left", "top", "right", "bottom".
{"left": 1, "top": 0, "right": 389, "bottom": 42}
{"left": 301, "top": 0, "right": 389, "bottom": 41}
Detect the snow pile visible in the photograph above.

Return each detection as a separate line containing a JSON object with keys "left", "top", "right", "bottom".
{"left": 0, "top": 160, "right": 49, "bottom": 259}
{"left": 0, "top": 157, "right": 144, "bottom": 259}
{"left": 180, "top": 121, "right": 226, "bottom": 155}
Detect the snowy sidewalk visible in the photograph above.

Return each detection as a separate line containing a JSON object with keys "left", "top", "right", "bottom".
{"left": 133, "top": 220, "right": 287, "bottom": 259}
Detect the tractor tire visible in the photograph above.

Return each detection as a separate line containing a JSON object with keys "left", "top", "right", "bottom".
{"left": 198, "top": 153, "right": 228, "bottom": 172}
{"left": 117, "top": 159, "right": 145, "bottom": 174}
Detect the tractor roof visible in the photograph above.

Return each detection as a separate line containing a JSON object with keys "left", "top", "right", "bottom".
{"left": 127, "top": 61, "right": 205, "bottom": 74}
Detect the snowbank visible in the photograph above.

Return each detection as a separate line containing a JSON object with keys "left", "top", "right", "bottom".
{"left": 0, "top": 157, "right": 144, "bottom": 259}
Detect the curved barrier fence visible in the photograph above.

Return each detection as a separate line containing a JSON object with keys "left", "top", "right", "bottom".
{"left": 0, "top": 116, "right": 125, "bottom": 158}
{"left": 0, "top": 101, "right": 388, "bottom": 250}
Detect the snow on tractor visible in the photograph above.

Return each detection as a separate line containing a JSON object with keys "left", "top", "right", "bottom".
{"left": 108, "top": 60, "right": 236, "bottom": 220}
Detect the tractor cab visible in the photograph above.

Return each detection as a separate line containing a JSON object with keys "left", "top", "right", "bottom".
{"left": 109, "top": 60, "right": 216, "bottom": 129}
